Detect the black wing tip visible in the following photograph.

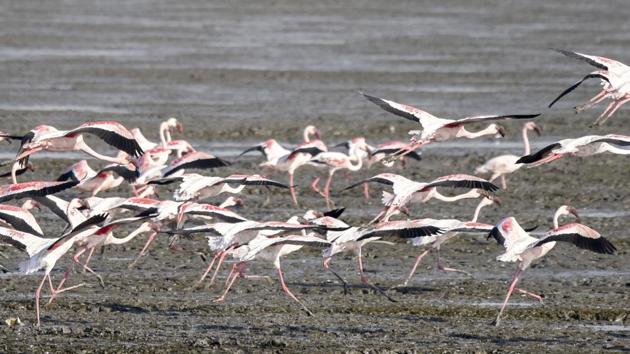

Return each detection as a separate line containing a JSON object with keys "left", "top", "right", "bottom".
{"left": 487, "top": 227, "right": 505, "bottom": 246}
{"left": 323, "top": 207, "right": 345, "bottom": 219}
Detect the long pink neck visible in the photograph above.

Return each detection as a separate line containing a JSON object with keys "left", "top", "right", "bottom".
{"left": 522, "top": 126, "right": 531, "bottom": 155}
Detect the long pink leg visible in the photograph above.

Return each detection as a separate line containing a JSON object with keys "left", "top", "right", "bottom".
{"left": 289, "top": 173, "right": 298, "bottom": 207}
{"left": 128, "top": 231, "right": 158, "bottom": 269}
{"left": 73, "top": 248, "right": 104, "bottom": 288}
{"left": 363, "top": 182, "right": 370, "bottom": 199}
{"left": 516, "top": 288, "right": 544, "bottom": 303}
{"left": 213, "top": 263, "right": 242, "bottom": 302}
{"left": 436, "top": 248, "right": 471, "bottom": 276}
{"left": 594, "top": 100, "right": 618, "bottom": 125}
{"left": 575, "top": 90, "right": 608, "bottom": 113}
{"left": 208, "top": 249, "right": 230, "bottom": 287}
{"left": 323, "top": 172, "right": 334, "bottom": 208}
{"left": 277, "top": 263, "right": 313, "bottom": 316}
{"left": 397, "top": 249, "right": 430, "bottom": 287}
{"left": 35, "top": 273, "right": 48, "bottom": 327}
{"left": 195, "top": 251, "right": 221, "bottom": 287}
{"left": 601, "top": 97, "right": 630, "bottom": 123}
{"left": 83, "top": 247, "right": 96, "bottom": 270}
{"left": 310, "top": 176, "right": 325, "bottom": 197}
{"left": 494, "top": 267, "right": 524, "bottom": 326}
{"left": 356, "top": 248, "right": 396, "bottom": 302}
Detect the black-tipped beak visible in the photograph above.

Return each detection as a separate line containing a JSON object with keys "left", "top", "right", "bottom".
{"left": 496, "top": 125, "right": 506, "bottom": 138}
{"left": 533, "top": 124, "right": 542, "bottom": 136}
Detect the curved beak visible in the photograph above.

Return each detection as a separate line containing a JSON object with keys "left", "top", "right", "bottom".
{"left": 568, "top": 206, "right": 581, "bottom": 223}
{"left": 176, "top": 122, "right": 184, "bottom": 134}
{"left": 27, "top": 162, "right": 35, "bottom": 172}
{"left": 532, "top": 124, "right": 542, "bottom": 136}
{"left": 314, "top": 129, "right": 321, "bottom": 140}
{"left": 495, "top": 124, "right": 506, "bottom": 138}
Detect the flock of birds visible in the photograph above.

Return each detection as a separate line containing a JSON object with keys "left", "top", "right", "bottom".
{"left": 0, "top": 49, "right": 627, "bottom": 327}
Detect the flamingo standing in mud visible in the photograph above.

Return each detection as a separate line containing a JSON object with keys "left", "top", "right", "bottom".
{"left": 487, "top": 216, "right": 616, "bottom": 326}
{"left": 343, "top": 173, "right": 499, "bottom": 223}
{"left": 475, "top": 122, "right": 541, "bottom": 189}
{"left": 309, "top": 138, "right": 370, "bottom": 208}
{"left": 361, "top": 92, "right": 540, "bottom": 151}
{"left": 548, "top": 49, "right": 630, "bottom": 126}
{"left": 516, "top": 134, "right": 630, "bottom": 166}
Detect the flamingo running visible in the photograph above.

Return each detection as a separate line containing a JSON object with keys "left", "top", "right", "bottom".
{"left": 487, "top": 217, "right": 616, "bottom": 326}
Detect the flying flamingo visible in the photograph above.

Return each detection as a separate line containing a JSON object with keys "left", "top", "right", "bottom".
{"left": 170, "top": 174, "right": 290, "bottom": 202}
{"left": 516, "top": 134, "right": 630, "bottom": 167}
{"left": 309, "top": 138, "right": 370, "bottom": 208}
{"left": 361, "top": 92, "right": 540, "bottom": 150}
{"left": 0, "top": 180, "right": 79, "bottom": 204}
{"left": 0, "top": 200, "right": 43, "bottom": 236}
{"left": 475, "top": 122, "right": 541, "bottom": 189}
{"left": 487, "top": 216, "right": 616, "bottom": 326}
{"left": 343, "top": 173, "right": 499, "bottom": 223}
{"left": 11, "top": 121, "right": 144, "bottom": 182}
{"left": 239, "top": 139, "right": 291, "bottom": 167}
{"left": 56, "top": 160, "right": 134, "bottom": 196}
{"left": 548, "top": 49, "right": 630, "bottom": 126}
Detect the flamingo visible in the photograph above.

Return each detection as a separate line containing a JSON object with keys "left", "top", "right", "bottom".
{"left": 320, "top": 218, "right": 444, "bottom": 300}
{"left": 170, "top": 174, "right": 290, "bottom": 202}
{"left": 264, "top": 140, "right": 327, "bottom": 207}
{"left": 396, "top": 196, "right": 500, "bottom": 287}
{"left": 215, "top": 233, "right": 331, "bottom": 315}
{"left": 238, "top": 139, "right": 291, "bottom": 167}
{"left": 0, "top": 213, "right": 155, "bottom": 326}
{"left": 56, "top": 160, "right": 133, "bottom": 196}
{"left": 548, "top": 49, "right": 630, "bottom": 126}
{"left": 159, "top": 117, "right": 184, "bottom": 146}
{"left": 516, "top": 134, "right": 630, "bottom": 167}
{"left": 309, "top": 138, "right": 370, "bottom": 208}
{"left": 475, "top": 122, "right": 542, "bottom": 189}
{"left": 487, "top": 217, "right": 616, "bottom": 326}
{"left": 11, "top": 121, "right": 144, "bottom": 183}
{"left": 343, "top": 173, "right": 499, "bottom": 223}
{"left": 168, "top": 220, "right": 330, "bottom": 288}
{"left": 0, "top": 200, "right": 43, "bottom": 236}
{"left": 0, "top": 180, "right": 79, "bottom": 204}
{"left": 361, "top": 92, "right": 540, "bottom": 148}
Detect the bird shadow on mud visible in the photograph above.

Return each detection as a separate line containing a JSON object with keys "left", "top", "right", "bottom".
{"left": 449, "top": 332, "right": 575, "bottom": 346}
{"left": 100, "top": 303, "right": 150, "bottom": 314}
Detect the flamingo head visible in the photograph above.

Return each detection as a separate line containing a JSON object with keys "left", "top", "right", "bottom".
{"left": 479, "top": 190, "right": 501, "bottom": 206}
{"left": 556, "top": 205, "right": 581, "bottom": 223}
{"left": 525, "top": 122, "right": 542, "bottom": 136}
{"left": 304, "top": 125, "right": 320, "bottom": 141}
{"left": 493, "top": 124, "right": 506, "bottom": 138}
{"left": 221, "top": 196, "right": 245, "bottom": 209}
{"left": 166, "top": 117, "right": 184, "bottom": 134}
{"left": 21, "top": 199, "right": 42, "bottom": 211}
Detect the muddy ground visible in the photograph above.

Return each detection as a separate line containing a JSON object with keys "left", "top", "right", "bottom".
{"left": 1, "top": 0, "right": 630, "bottom": 352}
